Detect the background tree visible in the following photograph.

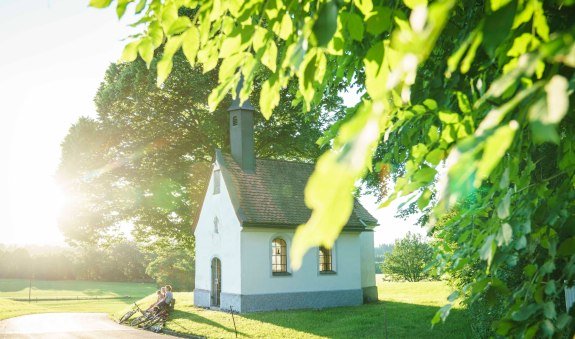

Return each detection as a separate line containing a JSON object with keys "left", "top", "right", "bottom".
{"left": 145, "top": 243, "right": 195, "bottom": 290}
{"left": 57, "top": 50, "right": 345, "bottom": 285}
{"left": 381, "top": 232, "right": 433, "bottom": 282}
{"left": 0, "top": 242, "right": 152, "bottom": 282}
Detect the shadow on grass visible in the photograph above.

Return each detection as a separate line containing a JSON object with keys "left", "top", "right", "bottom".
{"left": 243, "top": 301, "right": 471, "bottom": 339}
{"left": 168, "top": 309, "right": 249, "bottom": 337}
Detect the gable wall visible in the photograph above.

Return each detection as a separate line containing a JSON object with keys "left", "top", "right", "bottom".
{"left": 194, "top": 162, "right": 242, "bottom": 303}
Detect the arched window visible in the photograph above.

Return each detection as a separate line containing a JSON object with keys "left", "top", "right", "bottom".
{"left": 214, "top": 217, "right": 219, "bottom": 234}
{"left": 319, "top": 246, "right": 333, "bottom": 272}
{"left": 271, "top": 238, "right": 287, "bottom": 273}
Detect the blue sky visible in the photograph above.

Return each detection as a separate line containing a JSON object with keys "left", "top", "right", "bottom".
{"left": 0, "top": 0, "right": 425, "bottom": 246}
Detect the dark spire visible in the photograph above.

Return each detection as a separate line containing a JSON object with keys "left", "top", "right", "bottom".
{"left": 227, "top": 78, "right": 256, "bottom": 172}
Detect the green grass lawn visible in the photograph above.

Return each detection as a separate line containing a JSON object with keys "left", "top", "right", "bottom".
{"left": 1, "top": 278, "right": 471, "bottom": 338}
{"left": 0, "top": 279, "right": 156, "bottom": 299}
{"left": 115, "top": 279, "right": 470, "bottom": 338}
{"left": 0, "top": 279, "right": 157, "bottom": 320}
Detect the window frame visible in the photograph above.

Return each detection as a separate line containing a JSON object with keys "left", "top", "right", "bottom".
{"left": 318, "top": 245, "right": 336, "bottom": 275}
{"left": 271, "top": 238, "right": 290, "bottom": 276}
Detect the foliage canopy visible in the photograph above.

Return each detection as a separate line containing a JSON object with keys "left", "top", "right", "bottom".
{"left": 91, "top": 0, "right": 575, "bottom": 335}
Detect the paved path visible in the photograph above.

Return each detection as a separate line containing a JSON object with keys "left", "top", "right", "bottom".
{"left": 0, "top": 313, "right": 176, "bottom": 338}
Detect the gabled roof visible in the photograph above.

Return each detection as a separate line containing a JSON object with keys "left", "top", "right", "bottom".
{"left": 216, "top": 149, "right": 378, "bottom": 230}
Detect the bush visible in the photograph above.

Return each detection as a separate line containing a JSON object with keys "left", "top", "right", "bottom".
{"left": 381, "top": 232, "right": 434, "bottom": 282}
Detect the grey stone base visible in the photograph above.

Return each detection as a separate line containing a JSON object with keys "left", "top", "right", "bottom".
{"left": 362, "top": 286, "right": 378, "bottom": 303}
{"left": 195, "top": 288, "right": 363, "bottom": 313}
{"left": 234, "top": 289, "right": 362, "bottom": 313}
{"left": 220, "top": 292, "right": 241, "bottom": 312}
{"left": 194, "top": 289, "right": 211, "bottom": 308}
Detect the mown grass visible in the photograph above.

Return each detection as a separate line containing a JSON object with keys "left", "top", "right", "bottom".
{"left": 0, "top": 298, "right": 49, "bottom": 320}
{"left": 0, "top": 279, "right": 156, "bottom": 299}
{"left": 0, "top": 279, "right": 157, "bottom": 320}
{"left": 116, "top": 280, "right": 470, "bottom": 338}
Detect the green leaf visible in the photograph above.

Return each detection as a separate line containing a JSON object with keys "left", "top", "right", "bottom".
{"left": 480, "top": 235, "right": 496, "bottom": 268}
{"left": 163, "top": 35, "right": 183, "bottom": 58}
{"left": 404, "top": 0, "right": 427, "bottom": 9}
{"left": 167, "top": 16, "right": 192, "bottom": 35}
{"left": 89, "top": 0, "right": 112, "bottom": 8}
{"left": 219, "top": 32, "right": 242, "bottom": 58}
{"left": 412, "top": 143, "right": 428, "bottom": 161}
{"left": 278, "top": 13, "right": 293, "bottom": 40}
{"left": 138, "top": 37, "right": 154, "bottom": 68}
{"left": 439, "top": 112, "right": 459, "bottom": 124}
{"left": 260, "top": 76, "right": 281, "bottom": 119}
{"left": 218, "top": 53, "right": 243, "bottom": 81}
{"left": 490, "top": 0, "right": 512, "bottom": 11}
{"left": 182, "top": 27, "right": 200, "bottom": 66}
{"left": 116, "top": 0, "right": 133, "bottom": 19}
{"left": 347, "top": 13, "right": 364, "bottom": 41}
{"left": 208, "top": 76, "right": 238, "bottom": 111}
{"left": 476, "top": 122, "right": 518, "bottom": 186}
{"left": 482, "top": 1, "right": 516, "bottom": 57}
{"left": 447, "top": 291, "right": 459, "bottom": 302}
{"left": 414, "top": 167, "right": 437, "bottom": 183}
{"left": 363, "top": 40, "right": 386, "bottom": 100}
{"left": 460, "top": 31, "right": 483, "bottom": 74}
{"left": 530, "top": 121, "right": 559, "bottom": 144}
{"left": 455, "top": 92, "right": 471, "bottom": 113}
{"left": 148, "top": 21, "right": 164, "bottom": 47}
{"left": 544, "top": 280, "right": 556, "bottom": 295}
{"left": 353, "top": 0, "right": 373, "bottom": 16}
{"left": 299, "top": 52, "right": 318, "bottom": 105}
{"left": 425, "top": 148, "right": 443, "bottom": 165}
{"left": 498, "top": 223, "right": 513, "bottom": 245}
{"left": 312, "top": 0, "right": 338, "bottom": 47}
{"left": 135, "top": 0, "right": 146, "bottom": 14}
{"left": 558, "top": 237, "right": 575, "bottom": 257}
{"left": 545, "top": 75, "right": 569, "bottom": 124}
{"left": 417, "top": 189, "right": 432, "bottom": 210}
{"left": 261, "top": 40, "right": 278, "bottom": 72}
{"left": 541, "top": 319, "right": 555, "bottom": 336}
{"left": 533, "top": 0, "right": 549, "bottom": 41}
{"left": 120, "top": 40, "right": 140, "bottom": 62}
{"left": 428, "top": 125, "right": 439, "bottom": 143}
{"left": 511, "top": 303, "right": 539, "bottom": 321}
{"left": 497, "top": 191, "right": 511, "bottom": 219}
{"left": 156, "top": 57, "right": 173, "bottom": 87}
{"left": 160, "top": 3, "right": 178, "bottom": 33}
{"left": 366, "top": 6, "right": 392, "bottom": 36}
{"left": 556, "top": 314, "right": 572, "bottom": 330}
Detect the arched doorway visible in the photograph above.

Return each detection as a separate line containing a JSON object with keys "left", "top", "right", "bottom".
{"left": 211, "top": 258, "right": 221, "bottom": 307}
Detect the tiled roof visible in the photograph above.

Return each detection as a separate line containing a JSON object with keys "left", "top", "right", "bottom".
{"left": 216, "top": 150, "right": 378, "bottom": 230}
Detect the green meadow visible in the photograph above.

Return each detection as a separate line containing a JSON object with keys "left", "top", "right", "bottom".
{"left": 1, "top": 278, "right": 471, "bottom": 337}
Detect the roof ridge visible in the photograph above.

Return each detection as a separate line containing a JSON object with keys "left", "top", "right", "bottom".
{"left": 221, "top": 151, "right": 315, "bottom": 166}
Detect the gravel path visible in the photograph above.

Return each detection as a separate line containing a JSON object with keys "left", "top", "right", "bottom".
{"left": 0, "top": 313, "right": 176, "bottom": 338}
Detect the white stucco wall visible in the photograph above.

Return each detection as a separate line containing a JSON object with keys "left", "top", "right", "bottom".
{"left": 240, "top": 229, "right": 362, "bottom": 295}
{"left": 360, "top": 231, "right": 377, "bottom": 288}
{"left": 194, "top": 162, "right": 242, "bottom": 295}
